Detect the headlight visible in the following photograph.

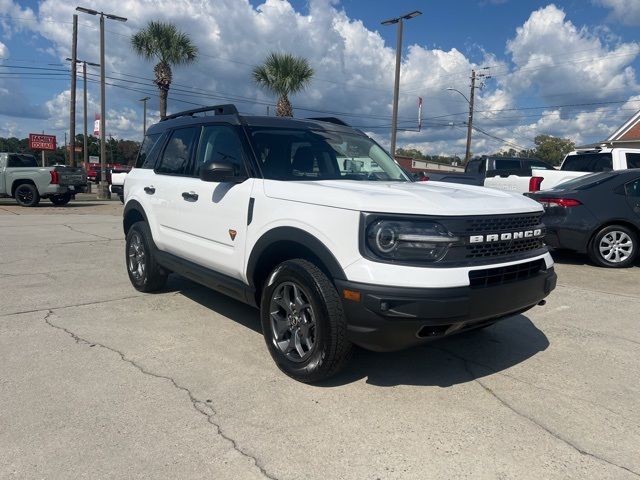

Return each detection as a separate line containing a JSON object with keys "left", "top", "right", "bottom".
{"left": 365, "top": 219, "right": 459, "bottom": 263}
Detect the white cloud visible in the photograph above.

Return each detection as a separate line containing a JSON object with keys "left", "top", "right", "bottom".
{"left": 595, "top": 0, "right": 640, "bottom": 26}
{"left": 0, "top": 41, "right": 8, "bottom": 58}
{"left": 1, "top": 1, "right": 639, "bottom": 156}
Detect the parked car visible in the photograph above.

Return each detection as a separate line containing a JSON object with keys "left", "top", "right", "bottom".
{"left": 123, "top": 104, "right": 556, "bottom": 382}
{"left": 110, "top": 166, "right": 132, "bottom": 203}
{"left": 429, "top": 146, "right": 640, "bottom": 194}
{"left": 0, "top": 153, "right": 87, "bottom": 207}
{"left": 526, "top": 170, "right": 640, "bottom": 268}
{"left": 427, "top": 156, "right": 555, "bottom": 192}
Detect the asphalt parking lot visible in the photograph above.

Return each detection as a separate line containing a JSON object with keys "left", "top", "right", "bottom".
{"left": 1, "top": 198, "right": 639, "bottom": 479}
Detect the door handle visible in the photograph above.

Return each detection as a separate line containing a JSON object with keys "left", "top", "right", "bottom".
{"left": 182, "top": 191, "right": 199, "bottom": 201}
{"left": 144, "top": 186, "right": 155, "bottom": 194}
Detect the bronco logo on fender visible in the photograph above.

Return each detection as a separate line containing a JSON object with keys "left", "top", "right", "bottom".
{"left": 469, "top": 229, "right": 543, "bottom": 244}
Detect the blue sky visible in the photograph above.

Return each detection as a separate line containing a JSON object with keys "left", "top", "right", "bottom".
{"left": 2, "top": 0, "right": 640, "bottom": 155}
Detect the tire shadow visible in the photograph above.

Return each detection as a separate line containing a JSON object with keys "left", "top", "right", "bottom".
{"left": 164, "top": 274, "right": 550, "bottom": 388}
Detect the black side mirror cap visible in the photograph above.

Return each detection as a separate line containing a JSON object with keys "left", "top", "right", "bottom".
{"left": 200, "top": 161, "right": 247, "bottom": 183}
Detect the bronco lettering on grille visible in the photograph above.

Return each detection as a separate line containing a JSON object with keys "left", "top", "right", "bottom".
{"left": 469, "top": 229, "right": 542, "bottom": 244}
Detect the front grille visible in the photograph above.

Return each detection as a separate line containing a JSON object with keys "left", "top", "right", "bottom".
{"left": 465, "top": 214, "right": 542, "bottom": 233}
{"left": 447, "top": 213, "right": 545, "bottom": 260}
{"left": 466, "top": 238, "right": 543, "bottom": 259}
{"left": 469, "top": 259, "right": 545, "bottom": 288}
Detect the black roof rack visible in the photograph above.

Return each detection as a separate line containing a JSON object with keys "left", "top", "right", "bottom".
{"left": 162, "top": 104, "right": 239, "bottom": 121}
{"left": 307, "top": 117, "right": 349, "bottom": 126}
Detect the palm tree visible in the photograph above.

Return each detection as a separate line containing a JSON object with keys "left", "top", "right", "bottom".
{"left": 253, "top": 52, "right": 314, "bottom": 117}
{"left": 131, "top": 21, "right": 198, "bottom": 119}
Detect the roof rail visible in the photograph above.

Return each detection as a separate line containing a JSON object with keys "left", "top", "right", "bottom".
{"left": 162, "top": 104, "right": 239, "bottom": 121}
{"left": 307, "top": 117, "right": 349, "bottom": 126}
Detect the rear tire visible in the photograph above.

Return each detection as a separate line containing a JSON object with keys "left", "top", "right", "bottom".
{"left": 588, "top": 225, "right": 638, "bottom": 268}
{"left": 14, "top": 183, "right": 40, "bottom": 207}
{"left": 125, "top": 221, "right": 168, "bottom": 292}
{"left": 260, "top": 259, "right": 353, "bottom": 383}
{"left": 50, "top": 193, "right": 72, "bottom": 206}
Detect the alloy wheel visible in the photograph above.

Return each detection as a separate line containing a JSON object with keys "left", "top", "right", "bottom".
{"left": 128, "top": 232, "right": 146, "bottom": 281}
{"left": 269, "top": 281, "right": 316, "bottom": 362}
{"left": 599, "top": 230, "right": 633, "bottom": 264}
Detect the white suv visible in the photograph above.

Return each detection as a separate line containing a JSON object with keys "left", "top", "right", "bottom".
{"left": 123, "top": 104, "right": 557, "bottom": 382}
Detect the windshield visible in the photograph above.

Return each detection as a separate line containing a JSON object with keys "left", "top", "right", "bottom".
{"left": 249, "top": 127, "right": 409, "bottom": 182}
{"left": 551, "top": 172, "right": 615, "bottom": 190}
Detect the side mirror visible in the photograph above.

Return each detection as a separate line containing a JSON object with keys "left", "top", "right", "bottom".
{"left": 199, "top": 161, "right": 246, "bottom": 183}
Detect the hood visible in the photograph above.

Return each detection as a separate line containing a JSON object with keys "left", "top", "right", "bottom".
{"left": 263, "top": 179, "right": 543, "bottom": 216}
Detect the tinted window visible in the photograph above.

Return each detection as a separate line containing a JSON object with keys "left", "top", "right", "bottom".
{"left": 561, "top": 153, "right": 612, "bottom": 172}
{"left": 466, "top": 159, "right": 481, "bottom": 174}
{"left": 135, "top": 133, "right": 163, "bottom": 169}
{"left": 194, "top": 125, "right": 247, "bottom": 177}
{"left": 626, "top": 153, "right": 640, "bottom": 169}
{"left": 494, "top": 159, "right": 521, "bottom": 170}
{"left": 156, "top": 128, "right": 198, "bottom": 175}
{"left": 7, "top": 154, "right": 38, "bottom": 168}
{"left": 624, "top": 179, "right": 640, "bottom": 197}
{"left": 250, "top": 128, "right": 408, "bottom": 182}
{"left": 528, "top": 160, "right": 554, "bottom": 170}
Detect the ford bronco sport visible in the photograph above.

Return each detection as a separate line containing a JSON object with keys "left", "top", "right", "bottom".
{"left": 123, "top": 104, "right": 556, "bottom": 382}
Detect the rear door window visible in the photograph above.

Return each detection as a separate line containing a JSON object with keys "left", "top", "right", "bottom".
{"left": 625, "top": 153, "right": 640, "bottom": 169}
{"left": 156, "top": 128, "right": 199, "bottom": 176}
{"left": 624, "top": 178, "right": 640, "bottom": 197}
{"left": 7, "top": 154, "right": 38, "bottom": 168}
{"left": 494, "top": 159, "right": 521, "bottom": 170}
{"left": 562, "top": 153, "right": 612, "bottom": 172}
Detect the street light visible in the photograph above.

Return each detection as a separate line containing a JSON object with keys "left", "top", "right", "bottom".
{"left": 76, "top": 6, "right": 127, "bottom": 200}
{"left": 381, "top": 10, "right": 422, "bottom": 158}
{"left": 446, "top": 86, "right": 474, "bottom": 163}
{"left": 67, "top": 58, "right": 100, "bottom": 167}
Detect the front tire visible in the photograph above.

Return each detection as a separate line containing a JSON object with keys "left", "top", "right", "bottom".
{"left": 125, "top": 221, "right": 168, "bottom": 292}
{"left": 50, "top": 193, "right": 72, "bottom": 206}
{"left": 14, "top": 183, "right": 40, "bottom": 207}
{"left": 588, "top": 225, "right": 638, "bottom": 268}
{"left": 260, "top": 259, "right": 352, "bottom": 383}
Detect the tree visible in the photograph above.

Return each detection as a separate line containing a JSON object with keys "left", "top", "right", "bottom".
{"left": 131, "top": 21, "right": 198, "bottom": 119}
{"left": 532, "top": 135, "right": 575, "bottom": 166}
{"left": 252, "top": 52, "right": 314, "bottom": 117}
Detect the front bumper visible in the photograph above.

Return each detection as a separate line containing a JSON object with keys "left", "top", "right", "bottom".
{"left": 335, "top": 263, "right": 556, "bottom": 351}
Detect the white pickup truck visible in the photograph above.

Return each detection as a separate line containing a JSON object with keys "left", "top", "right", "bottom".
{"left": 428, "top": 146, "right": 640, "bottom": 193}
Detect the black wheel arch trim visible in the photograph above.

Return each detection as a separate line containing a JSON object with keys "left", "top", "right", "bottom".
{"left": 246, "top": 227, "right": 346, "bottom": 288}
{"left": 123, "top": 200, "right": 150, "bottom": 234}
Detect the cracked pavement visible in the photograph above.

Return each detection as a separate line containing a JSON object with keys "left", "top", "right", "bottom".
{"left": 0, "top": 200, "right": 639, "bottom": 479}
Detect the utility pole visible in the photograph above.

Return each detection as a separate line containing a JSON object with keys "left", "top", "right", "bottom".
{"left": 76, "top": 6, "right": 127, "bottom": 200}
{"left": 67, "top": 58, "right": 100, "bottom": 167}
{"left": 465, "top": 70, "right": 476, "bottom": 164}
{"left": 381, "top": 10, "right": 422, "bottom": 158}
{"left": 446, "top": 67, "right": 491, "bottom": 163}
{"left": 69, "top": 14, "right": 78, "bottom": 167}
{"left": 139, "top": 97, "right": 150, "bottom": 136}
{"left": 83, "top": 61, "right": 88, "bottom": 166}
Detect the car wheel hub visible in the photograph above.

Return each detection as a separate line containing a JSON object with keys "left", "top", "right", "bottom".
{"left": 599, "top": 231, "right": 633, "bottom": 263}
{"left": 269, "top": 281, "right": 316, "bottom": 362}
{"left": 128, "top": 232, "right": 146, "bottom": 281}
